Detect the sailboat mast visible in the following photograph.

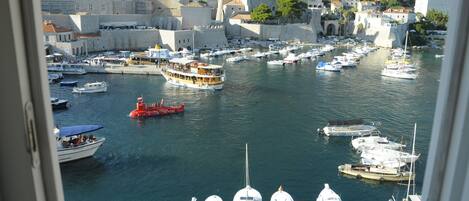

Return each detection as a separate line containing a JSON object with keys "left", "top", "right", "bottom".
{"left": 406, "top": 123, "right": 417, "bottom": 200}
{"left": 245, "top": 143, "right": 250, "bottom": 187}
{"left": 403, "top": 31, "right": 409, "bottom": 64}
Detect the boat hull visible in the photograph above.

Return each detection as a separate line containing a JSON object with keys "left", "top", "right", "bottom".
{"left": 52, "top": 101, "right": 69, "bottom": 110}
{"left": 58, "top": 138, "right": 105, "bottom": 163}
{"left": 72, "top": 87, "right": 107, "bottom": 93}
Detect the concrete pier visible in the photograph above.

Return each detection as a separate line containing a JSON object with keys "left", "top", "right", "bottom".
{"left": 84, "top": 64, "right": 161, "bottom": 75}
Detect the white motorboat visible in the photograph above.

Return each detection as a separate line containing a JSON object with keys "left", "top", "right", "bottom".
{"left": 55, "top": 125, "right": 106, "bottom": 163}
{"left": 298, "top": 53, "right": 312, "bottom": 60}
{"left": 239, "top": 47, "right": 253, "bottom": 52}
{"left": 270, "top": 186, "right": 294, "bottom": 201}
{"left": 319, "top": 119, "right": 378, "bottom": 137}
{"left": 267, "top": 60, "right": 285, "bottom": 66}
{"left": 227, "top": 55, "right": 248, "bottom": 63}
{"left": 316, "top": 62, "right": 341, "bottom": 72}
{"left": 332, "top": 56, "right": 357, "bottom": 67}
{"left": 361, "top": 148, "right": 420, "bottom": 164}
{"left": 204, "top": 195, "right": 223, "bottom": 201}
{"left": 381, "top": 68, "right": 417, "bottom": 80}
{"left": 72, "top": 81, "right": 107, "bottom": 93}
{"left": 279, "top": 48, "right": 290, "bottom": 55}
{"left": 435, "top": 54, "right": 444, "bottom": 58}
{"left": 316, "top": 184, "right": 341, "bottom": 201}
{"left": 47, "top": 63, "right": 87, "bottom": 75}
{"left": 233, "top": 144, "right": 262, "bottom": 201}
{"left": 283, "top": 53, "right": 300, "bottom": 64}
{"left": 320, "top": 44, "right": 335, "bottom": 52}
{"left": 252, "top": 52, "right": 267, "bottom": 58}
{"left": 352, "top": 136, "right": 406, "bottom": 151}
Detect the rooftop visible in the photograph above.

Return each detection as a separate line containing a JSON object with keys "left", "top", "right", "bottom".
{"left": 43, "top": 21, "right": 72, "bottom": 33}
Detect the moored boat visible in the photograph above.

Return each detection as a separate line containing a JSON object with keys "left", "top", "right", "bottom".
{"left": 128, "top": 97, "right": 184, "bottom": 118}
{"left": 316, "top": 61, "right": 341, "bottom": 72}
{"left": 271, "top": 186, "right": 294, "bottom": 201}
{"left": 55, "top": 125, "right": 106, "bottom": 163}
{"left": 338, "top": 164, "right": 414, "bottom": 182}
{"left": 316, "top": 184, "right": 341, "bottom": 201}
{"left": 283, "top": 53, "right": 300, "bottom": 64}
{"left": 161, "top": 58, "right": 225, "bottom": 90}
{"left": 233, "top": 144, "right": 262, "bottom": 201}
{"left": 51, "top": 97, "right": 69, "bottom": 110}
{"left": 60, "top": 80, "right": 78, "bottom": 87}
{"left": 72, "top": 81, "right": 107, "bottom": 93}
{"left": 351, "top": 136, "right": 406, "bottom": 151}
{"left": 318, "top": 119, "right": 378, "bottom": 137}
{"left": 267, "top": 60, "right": 285, "bottom": 66}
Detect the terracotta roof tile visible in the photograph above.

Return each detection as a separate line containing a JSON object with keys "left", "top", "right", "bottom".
{"left": 43, "top": 21, "right": 72, "bottom": 33}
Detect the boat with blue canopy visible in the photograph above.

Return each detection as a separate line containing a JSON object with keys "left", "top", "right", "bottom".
{"left": 54, "top": 125, "right": 105, "bottom": 163}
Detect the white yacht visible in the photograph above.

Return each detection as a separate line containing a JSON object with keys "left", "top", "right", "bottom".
{"left": 252, "top": 52, "right": 267, "bottom": 58}
{"left": 332, "top": 56, "right": 357, "bottom": 67}
{"left": 360, "top": 157, "right": 407, "bottom": 169}
{"left": 270, "top": 186, "right": 293, "bottom": 201}
{"left": 161, "top": 58, "right": 225, "bottom": 90}
{"left": 72, "top": 81, "right": 107, "bottom": 93}
{"left": 227, "top": 55, "right": 248, "bottom": 63}
{"left": 47, "top": 63, "right": 87, "bottom": 75}
{"left": 283, "top": 54, "right": 300, "bottom": 64}
{"left": 316, "top": 184, "right": 341, "bottom": 201}
{"left": 381, "top": 68, "right": 417, "bottom": 80}
{"left": 267, "top": 60, "right": 285, "bottom": 66}
{"left": 351, "top": 136, "right": 406, "bottom": 151}
{"left": 318, "top": 119, "right": 378, "bottom": 137}
{"left": 55, "top": 125, "right": 106, "bottom": 163}
{"left": 361, "top": 148, "right": 420, "bottom": 164}
{"left": 233, "top": 144, "right": 262, "bottom": 201}
{"left": 316, "top": 62, "right": 341, "bottom": 72}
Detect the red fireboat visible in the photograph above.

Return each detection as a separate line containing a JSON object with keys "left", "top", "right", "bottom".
{"left": 129, "top": 97, "right": 184, "bottom": 118}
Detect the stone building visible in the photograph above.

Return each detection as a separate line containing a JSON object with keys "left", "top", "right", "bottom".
{"left": 43, "top": 21, "right": 87, "bottom": 56}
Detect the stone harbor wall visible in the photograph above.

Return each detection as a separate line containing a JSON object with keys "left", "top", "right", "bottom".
{"left": 194, "top": 24, "right": 229, "bottom": 49}
{"left": 227, "top": 22, "right": 317, "bottom": 42}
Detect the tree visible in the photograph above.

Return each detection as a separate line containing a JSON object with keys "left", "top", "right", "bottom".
{"left": 276, "top": 0, "right": 306, "bottom": 22}
{"left": 426, "top": 9, "right": 448, "bottom": 30}
{"left": 380, "top": 0, "right": 401, "bottom": 10}
{"left": 251, "top": 3, "right": 273, "bottom": 23}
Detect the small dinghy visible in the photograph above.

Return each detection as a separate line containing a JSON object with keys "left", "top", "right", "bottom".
{"left": 51, "top": 97, "right": 69, "bottom": 110}
{"left": 60, "top": 80, "right": 78, "bottom": 87}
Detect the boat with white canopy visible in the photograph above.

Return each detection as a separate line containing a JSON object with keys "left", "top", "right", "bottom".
{"left": 360, "top": 148, "right": 420, "bottom": 164}
{"left": 233, "top": 144, "right": 262, "bottom": 201}
{"left": 351, "top": 136, "right": 406, "bottom": 151}
{"left": 55, "top": 125, "right": 106, "bottom": 163}
{"left": 318, "top": 119, "right": 378, "bottom": 137}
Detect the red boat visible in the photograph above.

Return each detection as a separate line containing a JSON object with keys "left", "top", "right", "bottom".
{"left": 129, "top": 97, "right": 184, "bottom": 118}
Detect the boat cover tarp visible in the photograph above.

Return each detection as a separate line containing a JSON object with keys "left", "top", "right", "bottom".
{"left": 328, "top": 119, "right": 364, "bottom": 126}
{"left": 58, "top": 125, "right": 103, "bottom": 137}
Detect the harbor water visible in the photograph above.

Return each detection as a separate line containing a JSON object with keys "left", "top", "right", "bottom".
{"left": 51, "top": 48, "right": 442, "bottom": 201}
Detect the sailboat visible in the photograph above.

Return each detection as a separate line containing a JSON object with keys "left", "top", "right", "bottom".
{"left": 233, "top": 144, "right": 262, "bottom": 201}
{"left": 270, "top": 186, "right": 294, "bottom": 201}
{"left": 316, "top": 184, "right": 342, "bottom": 201}
{"left": 402, "top": 124, "right": 421, "bottom": 201}
{"left": 382, "top": 31, "right": 417, "bottom": 80}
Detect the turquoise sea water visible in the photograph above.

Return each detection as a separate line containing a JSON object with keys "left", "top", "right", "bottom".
{"left": 51, "top": 48, "right": 442, "bottom": 201}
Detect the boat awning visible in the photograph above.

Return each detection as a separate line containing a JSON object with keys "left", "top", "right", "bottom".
{"left": 328, "top": 119, "right": 364, "bottom": 126}
{"left": 169, "top": 58, "right": 195, "bottom": 65}
{"left": 58, "top": 125, "right": 103, "bottom": 137}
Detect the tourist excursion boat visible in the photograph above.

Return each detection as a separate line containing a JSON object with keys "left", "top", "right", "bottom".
{"left": 55, "top": 125, "right": 106, "bottom": 163}
{"left": 338, "top": 164, "right": 414, "bottom": 182}
{"left": 318, "top": 119, "right": 378, "bottom": 137}
{"left": 47, "top": 63, "right": 87, "bottom": 75}
{"left": 233, "top": 144, "right": 262, "bottom": 201}
{"left": 60, "top": 80, "right": 78, "bottom": 87}
{"left": 161, "top": 58, "right": 225, "bottom": 90}
{"left": 316, "top": 61, "right": 341, "bottom": 72}
{"left": 316, "top": 184, "right": 342, "bottom": 201}
{"left": 351, "top": 136, "right": 406, "bottom": 151}
{"left": 51, "top": 97, "right": 69, "bottom": 110}
{"left": 72, "top": 81, "right": 108, "bottom": 93}
{"left": 128, "top": 97, "right": 184, "bottom": 118}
